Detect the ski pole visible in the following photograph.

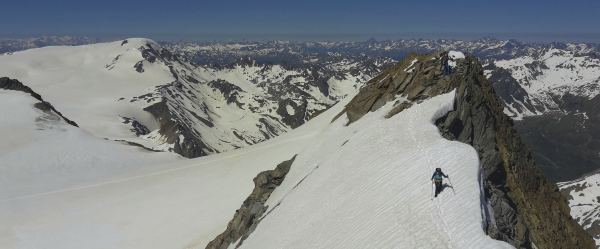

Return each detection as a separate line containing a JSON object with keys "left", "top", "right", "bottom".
{"left": 447, "top": 176, "right": 456, "bottom": 195}
{"left": 431, "top": 180, "right": 434, "bottom": 200}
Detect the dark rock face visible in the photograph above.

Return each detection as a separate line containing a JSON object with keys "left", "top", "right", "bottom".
{"left": 275, "top": 98, "right": 308, "bottom": 129}
{"left": 484, "top": 63, "right": 542, "bottom": 115}
{"left": 206, "top": 155, "right": 296, "bottom": 249}
{"left": 120, "top": 116, "right": 151, "bottom": 136}
{"left": 143, "top": 98, "right": 214, "bottom": 157}
{"left": 0, "top": 77, "right": 79, "bottom": 127}
{"left": 134, "top": 61, "right": 144, "bottom": 73}
{"left": 335, "top": 52, "right": 595, "bottom": 248}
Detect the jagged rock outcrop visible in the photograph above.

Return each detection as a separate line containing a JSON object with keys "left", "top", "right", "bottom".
{"left": 0, "top": 77, "right": 78, "bottom": 127}
{"left": 335, "top": 52, "right": 595, "bottom": 248}
{"left": 206, "top": 155, "right": 296, "bottom": 249}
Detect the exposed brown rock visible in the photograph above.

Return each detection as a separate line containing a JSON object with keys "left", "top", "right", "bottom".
{"left": 206, "top": 155, "right": 297, "bottom": 249}
{"left": 385, "top": 101, "right": 413, "bottom": 119}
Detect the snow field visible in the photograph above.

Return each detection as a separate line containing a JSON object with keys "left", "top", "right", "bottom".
{"left": 0, "top": 39, "right": 173, "bottom": 148}
{"left": 240, "top": 91, "right": 513, "bottom": 249}
{"left": 0, "top": 89, "right": 351, "bottom": 249}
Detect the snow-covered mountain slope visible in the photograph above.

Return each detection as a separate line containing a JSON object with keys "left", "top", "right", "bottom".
{"left": 484, "top": 43, "right": 600, "bottom": 120}
{"left": 0, "top": 39, "right": 393, "bottom": 158}
{"left": 0, "top": 86, "right": 182, "bottom": 200}
{"left": 0, "top": 77, "right": 513, "bottom": 249}
{"left": 0, "top": 39, "right": 174, "bottom": 149}
{"left": 559, "top": 170, "right": 600, "bottom": 248}
{"left": 0, "top": 82, "right": 343, "bottom": 249}
{"left": 238, "top": 91, "right": 512, "bottom": 249}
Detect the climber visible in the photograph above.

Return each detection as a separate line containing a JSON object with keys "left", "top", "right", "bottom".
{"left": 431, "top": 168, "right": 448, "bottom": 197}
{"left": 441, "top": 52, "right": 450, "bottom": 75}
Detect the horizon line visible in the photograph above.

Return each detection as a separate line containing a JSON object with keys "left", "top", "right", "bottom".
{"left": 1, "top": 33, "right": 600, "bottom": 44}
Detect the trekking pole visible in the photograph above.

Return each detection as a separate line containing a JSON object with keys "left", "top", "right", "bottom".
{"left": 447, "top": 176, "right": 456, "bottom": 195}
{"left": 431, "top": 180, "right": 434, "bottom": 200}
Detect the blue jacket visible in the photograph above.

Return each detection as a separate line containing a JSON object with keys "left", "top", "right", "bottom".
{"left": 431, "top": 171, "right": 448, "bottom": 180}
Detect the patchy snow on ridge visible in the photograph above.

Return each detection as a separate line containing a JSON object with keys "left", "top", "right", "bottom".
{"left": 448, "top": 51, "right": 465, "bottom": 67}
{"left": 558, "top": 172, "right": 600, "bottom": 247}
{"left": 239, "top": 91, "right": 513, "bottom": 249}
{"left": 405, "top": 58, "right": 418, "bottom": 73}
{"left": 449, "top": 51, "right": 466, "bottom": 60}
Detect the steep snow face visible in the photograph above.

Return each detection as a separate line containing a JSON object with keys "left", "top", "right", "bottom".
{"left": 239, "top": 91, "right": 513, "bottom": 249}
{"left": 0, "top": 39, "right": 393, "bottom": 158}
{"left": 0, "top": 87, "right": 346, "bottom": 249}
{"left": 484, "top": 45, "right": 600, "bottom": 120}
{"left": 559, "top": 172, "right": 600, "bottom": 247}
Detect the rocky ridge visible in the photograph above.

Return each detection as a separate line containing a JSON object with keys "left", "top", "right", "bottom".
{"left": 0, "top": 77, "right": 78, "bottom": 128}
{"left": 206, "top": 155, "right": 296, "bottom": 249}
{"left": 334, "top": 51, "right": 595, "bottom": 248}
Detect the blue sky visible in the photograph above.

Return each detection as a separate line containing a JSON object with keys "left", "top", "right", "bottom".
{"left": 2, "top": 0, "right": 599, "bottom": 43}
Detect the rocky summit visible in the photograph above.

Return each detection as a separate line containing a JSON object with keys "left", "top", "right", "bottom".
{"left": 334, "top": 51, "right": 595, "bottom": 248}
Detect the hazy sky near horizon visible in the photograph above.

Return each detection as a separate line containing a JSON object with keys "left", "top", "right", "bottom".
{"left": 2, "top": 0, "right": 599, "bottom": 43}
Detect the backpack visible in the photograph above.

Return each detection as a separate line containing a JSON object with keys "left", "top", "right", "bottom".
{"left": 434, "top": 168, "right": 444, "bottom": 180}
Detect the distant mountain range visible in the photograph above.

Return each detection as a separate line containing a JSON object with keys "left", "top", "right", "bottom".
{"left": 160, "top": 37, "right": 551, "bottom": 65}
{"left": 0, "top": 35, "right": 101, "bottom": 54}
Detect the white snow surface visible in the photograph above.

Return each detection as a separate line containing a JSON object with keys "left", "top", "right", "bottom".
{"left": 0, "top": 38, "right": 171, "bottom": 149}
{"left": 405, "top": 58, "right": 418, "bottom": 73}
{"left": 448, "top": 51, "right": 465, "bottom": 67}
{"left": 239, "top": 91, "right": 513, "bottom": 249}
{"left": 449, "top": 51, "right": 465, "bottom": 60}
{"left": 0, "top": 87, "right": 513, "bottom": 248}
